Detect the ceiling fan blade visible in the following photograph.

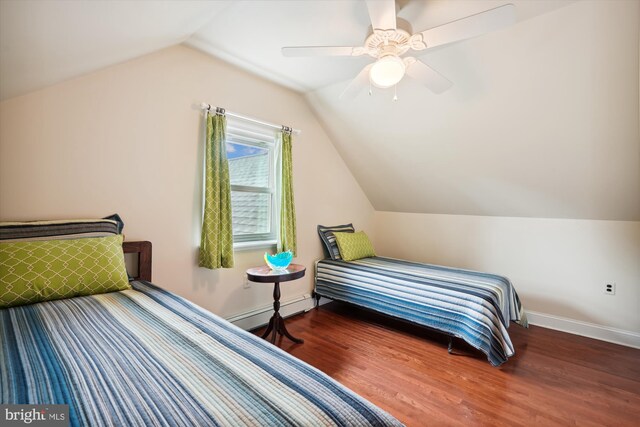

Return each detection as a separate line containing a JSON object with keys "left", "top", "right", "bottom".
{"left": 282, "top": 46, "right": 360, "bottom": 57}
{"left": 419, "top": 4, "right": 516, "bottom": 50}
{"left": 404, "top": 59, "right": 452, "bottom": 94}
{"left": 340, "top": 64, "right": 374, "bottom": 100}
{"left": 365, "top": 0, "right": 397, "bottom": 30}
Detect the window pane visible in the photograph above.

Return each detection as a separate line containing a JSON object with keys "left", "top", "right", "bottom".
{"left": 227, "top": 142, "right": 269, "bottom": 188}
{"left": 231, "top": 191, "right": 271, "bottom": 235}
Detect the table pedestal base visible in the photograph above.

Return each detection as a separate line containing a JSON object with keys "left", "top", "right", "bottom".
{"left": 261, "top": 312, "right": 304, "bottom": 344}
{"left": 260, "top": 281, "right": 304, "bottom": 344}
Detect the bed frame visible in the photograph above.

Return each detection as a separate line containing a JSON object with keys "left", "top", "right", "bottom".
{"left": 123, "top": 241, "right": 152, "bottom": 281}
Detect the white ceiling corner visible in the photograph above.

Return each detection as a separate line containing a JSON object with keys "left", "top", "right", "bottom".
{"left": 186, "top": 0, "right": 375, "bottom": 94}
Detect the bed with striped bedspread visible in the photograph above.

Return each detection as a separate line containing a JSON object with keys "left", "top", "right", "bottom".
{"left": 1, "top": 281, "right": 402, "bottom": 427}
{"left": 315, "top": 257, "right": 527, "bottom": 366}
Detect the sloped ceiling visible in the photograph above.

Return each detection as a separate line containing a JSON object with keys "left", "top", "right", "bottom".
{"left": 186, "top": 0, "right": 577, "bottom": 92}
{"left": 1, "top": 1, "right": 575, "bottom": 99}
{"left": 307, "top": 1, "right": 640, "bottom": 221}
{"left": 1, "top": 0, "right": 638, "bottom": 220}
{"left": 0, "top": 0, "right": 232, "bottom": 100}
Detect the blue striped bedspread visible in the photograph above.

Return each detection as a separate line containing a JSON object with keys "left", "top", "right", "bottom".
{"left": 315, "top": 257, "right": 527, "bottom": 366}
{"left": 1, "top": 281, "right": 403, "bottom": 427}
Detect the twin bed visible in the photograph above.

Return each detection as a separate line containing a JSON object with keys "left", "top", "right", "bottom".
{"left": 314, "top": 224, "right": 527, "bottom": 367}
{"left": 2, "top": 279, "right": 401, "bottom": 426}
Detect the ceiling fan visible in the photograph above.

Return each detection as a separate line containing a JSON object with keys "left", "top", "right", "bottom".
{"left": 282, "top": 0, "right": 516, "bottom": 99}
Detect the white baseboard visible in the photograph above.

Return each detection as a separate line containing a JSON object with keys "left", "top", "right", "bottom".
{"left": 525, "top": 310, "right": 640, "bottom": 349}
{"left": 227, "top": 300, "right": 640, "bottom": 349}
{"left": 226, "top": 293, "right": 317, "bottom": 331}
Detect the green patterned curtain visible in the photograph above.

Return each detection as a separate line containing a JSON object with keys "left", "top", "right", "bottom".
{"left": 199, "top": 112, "right": 234, "bottom": 269}
{"left": 279, "top": 131, "right": 297, "bottom": 256}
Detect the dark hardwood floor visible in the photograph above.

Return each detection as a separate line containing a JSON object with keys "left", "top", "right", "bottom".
{"left": 254, "top": 302, "right": 640, "bottom": 427}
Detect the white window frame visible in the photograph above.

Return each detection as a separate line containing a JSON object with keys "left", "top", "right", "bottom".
{"left": 226, "top": 121, "right": 279, "bottom": 250}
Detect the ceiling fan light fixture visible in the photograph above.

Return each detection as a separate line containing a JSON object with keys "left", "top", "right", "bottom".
{"left": 369, "top": 55, "right": 405, "bottom": 88}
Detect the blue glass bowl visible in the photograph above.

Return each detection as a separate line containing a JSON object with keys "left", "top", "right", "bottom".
{"left": 264, "top": 251, "right": 293, "bottom": 271}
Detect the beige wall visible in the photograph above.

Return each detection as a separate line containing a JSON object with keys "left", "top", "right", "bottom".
{"left": 0, "top": 45, "right": 374, "bottom": 318}
{"left": 373, "top": 212, "right": 640, "bottom": 335}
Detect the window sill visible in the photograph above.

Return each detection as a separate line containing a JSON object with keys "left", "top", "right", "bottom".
{"left": 233, "top": 240, "right": 277, "bottom": 252}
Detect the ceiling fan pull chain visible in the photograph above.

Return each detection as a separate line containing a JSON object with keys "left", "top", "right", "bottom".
{"left": 393, "top": 84, "right": 398, "bottom": 102}
{"left": 369, "top": 80, "right": 372, "bottom": 96}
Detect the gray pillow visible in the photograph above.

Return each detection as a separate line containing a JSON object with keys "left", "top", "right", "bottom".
{"left": 317, "top": 223, "right": 355, "bottom": 260}
{"left": 0, "top": 214, "right": 124, "bottom": 242}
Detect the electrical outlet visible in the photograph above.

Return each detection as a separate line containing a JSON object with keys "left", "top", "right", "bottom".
{"left": 604, "top": 283, "right": 616, "bottom": 295}
{"left": 243, "top": 277, "right": 251, "bottom": 289}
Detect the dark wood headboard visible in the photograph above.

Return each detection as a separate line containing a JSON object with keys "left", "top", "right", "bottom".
{"left": 123, "top": 241, "right": 152, "bottom": 282}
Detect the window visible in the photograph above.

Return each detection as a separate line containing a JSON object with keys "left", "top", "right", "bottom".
{"left": 226, "top": 121, "right": 278, "bottom": 246}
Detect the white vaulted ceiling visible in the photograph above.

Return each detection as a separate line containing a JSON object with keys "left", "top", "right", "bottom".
{"left": 1, "top": 0, "right": 575, "bottom": 99}
{"left": 187, "top": 0, "right": 577, "bottom": 92}
{"left": 1, "top": 0, "right": 638, "bottom": 221}
{"left": 305, "top": 1, "right": 640, "bottom": 221}
{"left": 0, "top": 0, "right": 232, "bottom": 100}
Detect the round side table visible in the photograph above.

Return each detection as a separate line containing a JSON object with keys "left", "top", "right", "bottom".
{"left": 246, "top": 264, "right": 306, "bottom": 345}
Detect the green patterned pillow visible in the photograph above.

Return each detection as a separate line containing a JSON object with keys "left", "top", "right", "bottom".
{"left": 333, "top": 231, "right": 376, "bottom": 261}
{"left": 0, "top": 234, "right": 130, "bottom": 308}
